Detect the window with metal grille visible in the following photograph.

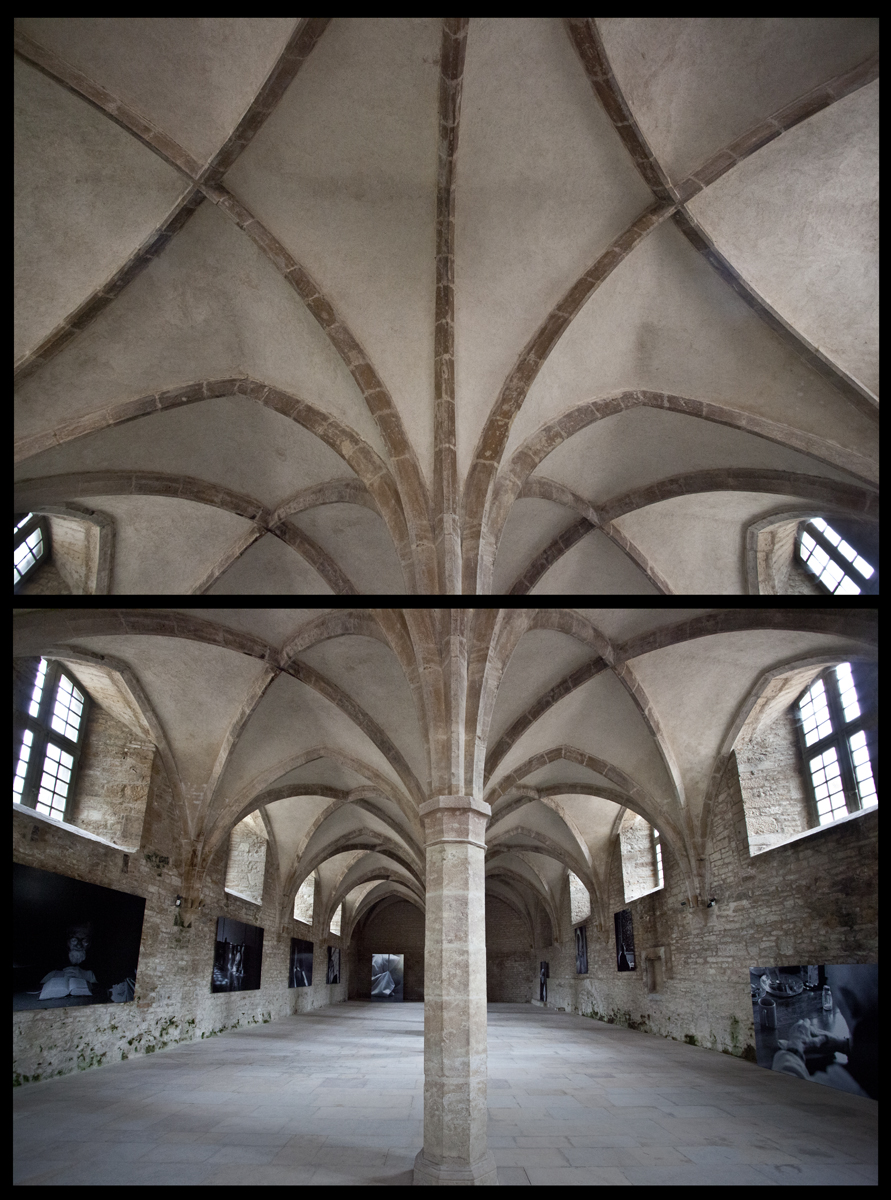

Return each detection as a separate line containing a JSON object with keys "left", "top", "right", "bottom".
{"left": 795, "top": 662, "right": 877, "bottom": 828}
{"left": 14, "top": 513, "right": 49, "bottom": 591}
{"left": 797, "top": 519, "right": 877, "bottom": 596}
{"left": 13, "top": 657, "right": 89, "bottom": 822}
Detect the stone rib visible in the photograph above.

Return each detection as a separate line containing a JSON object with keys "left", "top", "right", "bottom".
{"left": 14, "top": 378, "right": 415, "bottom": 594}
{"left": 433, "top": 17, "right": 469, "bottom": 596}
{"left": 461, "top": 203, "right": 674, "bottom": 594}
{"left": 14, "top": 189, "right": 205, "bottom": 385}
{"left": 564, "top": 18, "right": 879, "bottom": 419}
{"left": 483, "top": 389, "right": 878, "bottom": 590}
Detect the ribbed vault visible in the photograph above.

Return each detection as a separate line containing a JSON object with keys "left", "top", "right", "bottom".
{"left": 14, "top": 18, "right": 878, "bottom": 594}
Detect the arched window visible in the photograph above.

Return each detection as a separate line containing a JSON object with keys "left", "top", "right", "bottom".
{"left": 14, "top": 513, "right": 48, "bottom": 592}
{"left": 797, "top": 518, "right": 878, "bottom": 595}
{"left": 795, "top": 662, "right": 878, "bottom": 827}
{"left": 13, "top": 657, "right": 89, "bottom": 821}
{"left": 329, "top": 903, "right": 342, "bottom": 937}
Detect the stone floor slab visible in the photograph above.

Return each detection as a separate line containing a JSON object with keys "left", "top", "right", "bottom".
{"left": 13, "top": 1001, "right": 877, "bottom": 1187}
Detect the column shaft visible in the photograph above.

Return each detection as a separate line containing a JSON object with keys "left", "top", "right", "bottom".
{"left": 414, "top": 796, "right": 497, "bottom": 1186}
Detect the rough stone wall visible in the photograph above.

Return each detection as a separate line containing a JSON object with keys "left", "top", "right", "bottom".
{"left": 14, "top": 743, "right": 347, "bottom": 1086}
{"left": 68, "top": 705, "right": 155, "bottom": 849}
{"left": 485, "top": 896, "right": 533, "bottom": 1002}
{"left": 619, "top": 816, "right": 659, "bottom": 902}
{"left": 19, "top": 558, "right": 71, "bottom": 594}
{"left": 533, "top": 752, "right": 878, "bottom": 1061}
{"left": 354, "top": 900, "right": 425, "bottom": 1001}
{"left": 737, "top": 711, "right": 811, "bottom": 853}
{"left": 224, "top": 816, "right": 268, "bottom": 905}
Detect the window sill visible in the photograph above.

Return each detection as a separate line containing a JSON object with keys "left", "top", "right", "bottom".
{"left": 12, "top": 801, "right": 139, "bottom": 853}
{"left": 747, "top": 802, "right": 877, "bottom": 856}
{"left": 224, "top": 888, "right": 262, "bottom": 905}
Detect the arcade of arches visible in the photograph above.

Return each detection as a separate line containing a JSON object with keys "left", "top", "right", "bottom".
{"left": 13, "top": 607, "right": 878, "bottom": 1183}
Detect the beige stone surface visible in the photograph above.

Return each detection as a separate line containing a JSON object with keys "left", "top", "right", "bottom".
{"left": 598, "top": 18, "right": 879, "bottom": 182}
{"left": 13, "top": 20, "right": 879, "bottom": 593}
{"left": 15, "top": 18, "right": 299, "bottom": 165}
{"left": 688, "top": 82, "right": 879, "bottom": 397}
{"left": 14, "top": 57, "right": 188, "bottom": 364}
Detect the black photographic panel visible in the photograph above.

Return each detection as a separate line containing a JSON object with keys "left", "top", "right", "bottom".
{"left": 749, "top": 962, "right": 877, "bottom": 1100}
{"left": 615, "top": 909, "right": 636, "bottom": 971}
{"left": 327, "top": 945, "right": 340, "bottom": 985}
{"left": 211, "top": 916, "right": 263, "bottom": 992}
{"left": 13, "top": 862, "right": 146, "bottom": 1011}
{"left": 289, "top": 938, "right": 313, "bottom": 988}
{"left": 575, "top": 927, "right": 588, "bottom": 975}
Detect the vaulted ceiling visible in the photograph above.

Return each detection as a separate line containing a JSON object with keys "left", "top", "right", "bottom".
{"left": 14, "top": 19, "right": 879, "bottom": 594}
{"left": 14, "top": 607, "right": 878, "bottom": 944}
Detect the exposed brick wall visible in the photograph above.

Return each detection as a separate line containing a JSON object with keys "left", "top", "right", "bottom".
{"left": 486, "top": 895, "right": 532, "bottom": 1002}
{"left": 353, "top": 899, "right": 425, "bottom": 1001}
{"left": 531, "top": 751, "right": 877, "bottom": 1059}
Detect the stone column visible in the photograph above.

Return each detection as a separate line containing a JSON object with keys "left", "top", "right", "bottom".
{"left": 414, "top": 795, "right": 498, "bottom": 1186}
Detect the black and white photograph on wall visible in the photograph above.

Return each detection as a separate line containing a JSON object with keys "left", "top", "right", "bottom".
{"left": 327, "top": 945, "right": 340, "bottom": 985}
{"left": 615, "top": 908, "right": 636, "bottom": 971}
{"left": 371, "top": 953, "right": 404, "bottom": 1001}
{"left": 211, "top": 916, "right": 263, "bottom": 992}
{"left": 13, "top": 862, "right": 145, "bottom": 1011}
{"left": 575, "top": 926, "right": 588, "bottom": 975}
{"left": 540, "top": 961, "right": 549, "bottom": 1002}
{"left": 289, "top": 938, "right": 313, "bottom": 988}
{"left": 750, "top": 962, "right": 877, "bottom": 1100}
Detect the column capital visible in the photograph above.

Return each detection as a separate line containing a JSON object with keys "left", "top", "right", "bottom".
{"left": 419, "top": 794, "right": 491, "bottom": 819}
{"left": 419, "top": 795, "right": 490, "bottom": 851}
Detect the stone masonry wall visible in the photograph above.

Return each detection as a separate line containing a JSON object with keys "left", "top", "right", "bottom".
{"left": 68, "top": 705, "right": 156, "bottom": 849}
{"left": 619, "top": 816, "right": 659, "bottom": 902}
{"left": 533, "top": 751, "right": 878, "bottom": 1061}
{"left": 354, "top": 900, "right": 426, "bottom": 1001}
{"left": 736, "top": 710, "right": 811, "bottom": 853}
{"left": 14, "top": 741, "right": 346, "bottom": 1086}
{"left": 224, "top": 816, "right": 268, "bottom": 906}
{"left": 485, "top": 896, "right": 533, "bottom": 1002}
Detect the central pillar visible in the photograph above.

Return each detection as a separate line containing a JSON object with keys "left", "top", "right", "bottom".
{"left": 414, "top": 795, "right": 498, "bottom": 1186}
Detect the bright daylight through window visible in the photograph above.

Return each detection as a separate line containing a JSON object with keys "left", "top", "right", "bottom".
{"left": 14, "top": 658, "right": 88, "bottom": 821}
{"left": 14, "top": 513, "right": 46, "bottom": 589}
{"left": 798, "top": 518, "right": 875, "bottom": 595}
{"left": 797, "top": 663, "right": 877, "bottom": 828}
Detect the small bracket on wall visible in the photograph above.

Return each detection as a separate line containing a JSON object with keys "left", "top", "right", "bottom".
{"left": 30, "top": 824, "right": 40, "bottom": 843}
{"left": 121, "top": 853, "right": 129, "bottom": 873}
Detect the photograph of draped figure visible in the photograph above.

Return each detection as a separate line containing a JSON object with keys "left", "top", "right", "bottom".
{"left": 289, "top": 938, "right": 313, "bottom": 988}
{"left": 327, "top": 945, "right": 340, "bottom": 985}
{"left": 371, "top": 953, "right": 404, "bottom": 1000}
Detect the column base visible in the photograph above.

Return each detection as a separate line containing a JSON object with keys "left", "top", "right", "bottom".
{"left": 413, "top": 1149, "right": 499, "bottom": 1186}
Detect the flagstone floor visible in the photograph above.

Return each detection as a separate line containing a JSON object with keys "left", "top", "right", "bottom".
{"left": 13, "top": 1001, "right": 877, "bottom": 1185}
